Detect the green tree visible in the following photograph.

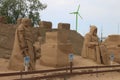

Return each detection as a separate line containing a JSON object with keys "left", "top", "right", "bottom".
{"left": 0, "top": 0, "right": 47, "bottom": 26}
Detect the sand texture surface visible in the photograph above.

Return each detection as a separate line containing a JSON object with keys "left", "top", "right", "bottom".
{"left": 0, "top": 55, "right": 120, "bottom": 80}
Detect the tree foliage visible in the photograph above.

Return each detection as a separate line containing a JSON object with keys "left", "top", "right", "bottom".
{"left": 0, "top": 0, "right": 47, "bottom": 26}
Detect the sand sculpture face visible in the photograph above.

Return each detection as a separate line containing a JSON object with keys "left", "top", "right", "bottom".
{"left": 90, "top": 25, "right": 97, "bottom": 36}
{"left": 9, "top": 18, "right": 35, "bottom": 71}
{"left": 81, "top": 25, "right": 102, "bottom": 64}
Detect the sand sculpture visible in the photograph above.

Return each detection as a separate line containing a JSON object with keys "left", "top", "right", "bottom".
{"left": 0, "top": 17, "right": 84, "bottom": 58}
{"left": 8, "top": 18, "right": 36, "bottom": 71}
{"left": 100, "top": 35, "right": 120, "bottom": 64}
{"left": 81, "top": 25, "right": 102, "bottom": 64}
{"left": 40, "top": 23, "right": 73, "bottom": 67}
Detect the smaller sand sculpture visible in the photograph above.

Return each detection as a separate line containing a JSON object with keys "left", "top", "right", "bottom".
{"left": 8, "top": 18, "right": 36, "bottom": 71}
{"left": 81, "top": 25, "right": 102, "bottom": 64}
{"left": 100, "top": 35, "right": 120, "bottom": 65}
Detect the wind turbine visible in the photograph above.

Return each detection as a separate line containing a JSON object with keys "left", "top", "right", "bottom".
{"left": 70, "top": 4, "right": 83, "bottom": 32}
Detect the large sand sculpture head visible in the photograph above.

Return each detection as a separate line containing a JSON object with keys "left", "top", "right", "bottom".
{"left": 21, "top": 18, "right": 32, "bottom": 27}
{"left": 90, "top": 25, "right": 97, "bottom": 36}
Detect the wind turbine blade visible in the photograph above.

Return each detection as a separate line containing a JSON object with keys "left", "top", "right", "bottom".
{"left": 77, "top": 4, "right": 80, "bottom": 12}
{"left": 69, "top": 12, "right": 77, "bottom": 14}
{"left": 78, "top": 13, "right": 83, "bottom": 19}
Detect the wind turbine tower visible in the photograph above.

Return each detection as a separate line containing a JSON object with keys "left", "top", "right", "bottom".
{"left": 70, "top": 4, "right": 83, "bottom": 32}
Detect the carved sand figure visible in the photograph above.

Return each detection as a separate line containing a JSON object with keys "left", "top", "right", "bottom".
{"left": 33, "top": 36, "right": 42, "bottom": 59}
{"left": 8, "top": 18, "right": 36, "bottom": 71}
{"left": 81, "top": 25, "right": 102, "bottom": 64}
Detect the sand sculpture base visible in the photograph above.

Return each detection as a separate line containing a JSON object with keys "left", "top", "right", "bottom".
{"left": 40, "top": 31, "right": 73, "bottom": 67}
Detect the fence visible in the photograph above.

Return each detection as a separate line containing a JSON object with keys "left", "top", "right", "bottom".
{"left": 0, "top": 64, "right": 120, "bottom": 80}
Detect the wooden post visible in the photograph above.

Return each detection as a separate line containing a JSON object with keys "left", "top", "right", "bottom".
{"left": 20, "top": 71, "right": 23, "bottom": 80}
{"left": 70, "top": 62, "right": 73, "bottom": 74}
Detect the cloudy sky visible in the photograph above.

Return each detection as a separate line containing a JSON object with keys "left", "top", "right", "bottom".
{"left": 40, "top": 0, "right": 120, "bottom": 37}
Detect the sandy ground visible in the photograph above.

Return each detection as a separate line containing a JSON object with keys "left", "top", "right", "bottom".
{"left": 0, "top": 55, "right": 120, "bottom": 80}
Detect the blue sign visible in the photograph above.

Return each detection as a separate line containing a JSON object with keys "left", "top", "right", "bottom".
{"left": 110, "top": 53, "right": 114, "bottom": 61}
{"left": 24, "top": 56, "right": 30, "bottom": 64}
{"left": 69, "top": 53, "right": 74, "bottom": 62}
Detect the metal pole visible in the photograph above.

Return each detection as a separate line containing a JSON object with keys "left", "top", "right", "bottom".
{"left": 100, "top": 26, "right": 103, "bottom": 42}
